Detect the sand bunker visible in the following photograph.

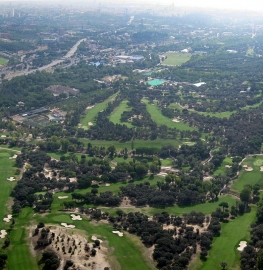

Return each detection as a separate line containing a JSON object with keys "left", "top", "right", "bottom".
{"left": 172, "top": 118, "right": 180, "bottom": 123}
{"left": 7, "top": 177, "right": 15, "bottom": 181}
{"left": 61, "top": 223, "right": 75, "bottom": 228}
{"left": 237, "top": 241, "right": 247, "bottom": 251}
{"left": 91, "top": 235, "right": 103, "bottom": 243}
{"left": 0, "top": 230, "right": 7, "bottom": 239}
{"left": 112, "top": 231, "right": 124, "bottom": 237}
{"left": 242, "top": 164, "right": 248, "bottom": 168}
{"left": 9, "top": 154, "right": 17, "bottom": 159}
{"left": 225, "top": 165, "right": 232, "bottom": 168}
{"left": 3, "top": 215, "right": 12, "bottom": 222}
{"left": 1, "top": 135, "right": 6, "bottom": 138}
{"left": 71, "top": 214, "right": 82, "bottom": 221}
{"left": 88, "top": 122, "right": 93, "bottom": 126}
{"left": 86, "top": 105, "right": 94, "bottom": 110}
{"left": 245, "top": 167, "right": 253, "bottom": 172}
{"left": 105, "top": 183, "right": 111, "bottom": 186}
{"left": 260, "top": 166, "right": 263, "bottom": 172}
{"left": 58, "top": 196, "right": 68, "bottom": 199}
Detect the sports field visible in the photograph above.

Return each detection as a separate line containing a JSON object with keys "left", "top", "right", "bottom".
{"left": 147, "top": 79, "right": 166, "bottom": 86}
{"left": 109, "top": 100, "right": 133, "bottom": 128}
{"left": 142, "top": 99, "right": 196, "bottom": 131}
{"left": 80, "top": 93, "right": 118, "bottom": 130}
{"left": 161, "top": 52, "right": 191, "bottom": 66}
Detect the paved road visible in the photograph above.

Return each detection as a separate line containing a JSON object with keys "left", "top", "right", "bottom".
{"left": 5, "top": 38, "right": 86, "bottom": 80}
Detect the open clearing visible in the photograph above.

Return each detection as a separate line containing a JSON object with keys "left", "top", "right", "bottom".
{"left": 200, "top": 207, "right": 256, "bottom": 270}
{"left": 143, "top": 99, "right": 196, "bottom": 131}
{"left": 80, "top": 93, "right": 117, "bottom": 130}
{"left": 161, "top": 52, "right": 192, "bottom": 66}
{"left": 231, "top": 156, "right": 263, "bottom": 192}
{"left": 109, "top": 100, "right": 133, "bottom": 128}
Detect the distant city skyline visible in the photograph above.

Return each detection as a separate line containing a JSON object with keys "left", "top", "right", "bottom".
{"left": 0, "top": 0, "right": 262, "bottom": 12}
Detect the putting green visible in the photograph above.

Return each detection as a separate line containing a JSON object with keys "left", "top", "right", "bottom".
{"left": 254, "top": 159, "right": 263, "bottom": 166}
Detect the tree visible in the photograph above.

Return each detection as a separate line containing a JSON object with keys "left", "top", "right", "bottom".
{"left": 219, "top": 202, "right": 229, "bottom": 212}
{"left": 220, "top": 261, "right": 227, "bottom": 270}
{"left": 240, "top": 187, "right": 251, "bottom": 212}
{"left": 257, "top": 249, "right": 263, "bottom": 270}
{"left": 107, "top": 145, "right": 116, "bottom": 158}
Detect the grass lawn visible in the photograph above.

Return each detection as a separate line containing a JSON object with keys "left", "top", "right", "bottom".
{"left": 142, "top": 99, "right": 196, "bottom": 131}
{"left": 196, "top": 111, "right": 235, "bottom": 118}
{"left": 142, "top": 195, "right": 237, "bottom": 216}
{"left": 231, "top": 156, "right": 263, "bottom": 192}
{"left": 162, "top": 52, "right": 192, "bottom": 66}
{"left": 160, "top": 158, "right": 173, "bottom": 166}
{"left": 214, "top": 157, "right": 233, "bottom": 176}
{"left": 0, "top": 150, "right": 18, "bottom": 230}
{"left": 80, "top": 93, "right": 118, "bottom": 130}
{"left": 0, "top": 57, "right": 8, "bottom": 65}
{"left": 79, "top": 138, "right": 181, "bottom": 150}
{"left": 7, "top": 208, "right": 39, "bottom": 270}
{"left": 109, "top": 100, "right": 133, "bottom": 128}
{"left": 46, "top": 151, "right": 93, "bottom": 161}
{"left": 200, "top": 207, "right": 256, "bottom": 270}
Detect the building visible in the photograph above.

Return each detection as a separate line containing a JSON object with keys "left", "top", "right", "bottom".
{"left": 45, "top": 85, "right": 80, "bottom": 97}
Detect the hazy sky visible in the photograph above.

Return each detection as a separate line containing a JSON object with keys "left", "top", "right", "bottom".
{"left": 0, "top": 0, "right": 262, "bottom": 12}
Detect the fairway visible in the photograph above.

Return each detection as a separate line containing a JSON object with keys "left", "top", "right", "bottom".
{"left": 161, "top": 52, "right": 191, "bottom": 66}
{"left": 200, "top": 207, "right": 256, "bottom": 270}
{"left": 231, "top": 156, "right": 263, "bottom": 192}
{"left": 0, "top": 57, "right": 8, "bottom": 65}
{"left": 80, "top": 93, "right": 118, "bottom": 130}
{"left": 109, "top": 100, "right": 133, "bottom": 128}
{"left": 0, "top": 149, "right": 18, "bottom": 230}
{"left": 142, "top": 99, "right": 196, "bottom": 131}
{"left": 79, "top": 138, "right": 181, "bottom": 150}
{"left": 214, "top": 157, "right": 233, "bottom": 176}
{"left": 142, "top": 195, "right": 237, "bottom": 216}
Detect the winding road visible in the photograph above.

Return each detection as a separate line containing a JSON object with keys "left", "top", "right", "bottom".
{"left": 5, "top": 38, "right": 86, "bottom": 80}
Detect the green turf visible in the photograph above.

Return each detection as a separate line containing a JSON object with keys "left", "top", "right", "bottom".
{"left": 46, "top": 151, "right": 93, "bottom": 161}
{"left": 143, "top": 99, "right": 196, "bottom": 131}
{"left": 0, "top": 150, "right": 18, "bottom": 230}
{"left": 79, "top": 138, "right": 181, "bottom": 150}
{"left": 200, "top": 207, "right": 256, "bottom": 270}
{"left": 214, "top": 157, "right": 233, "bottom": 176}
{"left": 160, "top": 158, "right": 173, "bottom": 166}
{"left": 196, "top": 111, "right": 235, "bottom": 118}
{"left": 109, "top": 100, "right": 133, "bottom": 128}
{"left": 161, "top": 52, "right": 192, "bottom": 66}
{"left": 147, "top": 79, "right": 166, "bottom": 86}
{"left": 141, "top": 195, "right": 237, "bottom": 216}
{"left": 0, "top": 58, "right": 8, "bottom": 65}
{"left": 231, "top": 156, "right": 263, "bottom": 192}
{"left": 7, "top": 208, "right": 39, "bottom": 270}
{"left": 80, "top": 93, "right": 118, "bottom": 130}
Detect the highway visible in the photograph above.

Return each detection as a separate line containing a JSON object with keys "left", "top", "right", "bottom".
{"left": 5, "top": 38, "right": 86, "bottom": 80}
